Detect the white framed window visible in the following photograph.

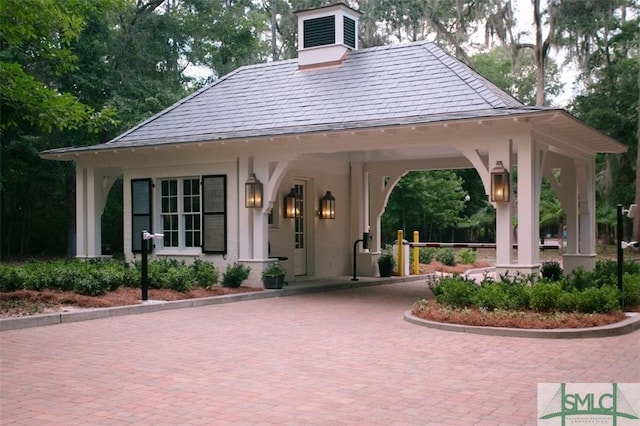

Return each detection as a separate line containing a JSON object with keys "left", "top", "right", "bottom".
{"left": 131, "top": 175, "right": 226, "bottom": 255}
{"left": 160, "top": 178, "right": 201, "bottom": 249}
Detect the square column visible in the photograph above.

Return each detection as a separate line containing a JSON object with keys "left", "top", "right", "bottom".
{"left": 564, "top": 158, "right": 597, "bottom": 273}
{"left": 490, "top": 141, "right": 513, "bottom": 273}
{"left": 515, "top": 137, "right": 542, "bottom": 274}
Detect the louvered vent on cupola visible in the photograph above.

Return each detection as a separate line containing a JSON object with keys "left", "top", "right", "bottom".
{"left": 295, "top": 3, "right": 361, "bottom": 69}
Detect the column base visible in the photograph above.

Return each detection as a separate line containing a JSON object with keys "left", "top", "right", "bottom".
{"left": 562, "top": 254, "right": 596, "bottom": 274}
{"left": 495, "top": 264, "right": 541, "bottom": 278}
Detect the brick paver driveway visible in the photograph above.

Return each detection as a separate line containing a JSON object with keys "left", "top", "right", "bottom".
{"left": 1, "top": 281, "right": 639, "bottom": 425}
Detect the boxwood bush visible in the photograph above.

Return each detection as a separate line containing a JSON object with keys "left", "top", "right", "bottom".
{"left": 430, "top": 260, "right": 640, "bottom": 315}
{"left": 435, "top": 248, "right": 456, "bottom": 266}
{"left": 0, "top": 257, "right": 221, "bottom": 295}
{"left": 222, "top": 262, "right": 251, "bottom": 288}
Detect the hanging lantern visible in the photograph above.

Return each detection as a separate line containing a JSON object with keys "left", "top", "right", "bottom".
{"left": 318, "top": 191, "right": 335, "bottom": 219}
{"left": 245, "top": 173, "right": 263, "bottom": 208}
{"left": 283, "top": 188, "right": 298, "bottom": 218}
{"left": 490, "top": 161, "right": 510, "bottom": 202}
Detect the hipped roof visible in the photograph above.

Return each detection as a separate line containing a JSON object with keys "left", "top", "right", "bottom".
{"left": 42, "top": 40, "right": 626, "bottom": 158}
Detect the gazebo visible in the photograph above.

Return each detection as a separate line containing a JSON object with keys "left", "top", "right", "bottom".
{"left": 42, "top": 3, "right": 626, "bottom": 286}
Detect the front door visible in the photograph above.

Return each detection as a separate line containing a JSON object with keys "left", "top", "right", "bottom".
{"left": 293, "top": 181, "right": 307, "bottom": 276}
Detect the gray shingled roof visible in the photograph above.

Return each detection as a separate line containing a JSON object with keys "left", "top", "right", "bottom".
{"left": 111, "top": 41, "right": 524, "bottom": 145}
{"left": 43, "top": 39, "right": 629, "bottom": 157}
{"left": 47, "top": 41, "right": 537, "bottom": 154}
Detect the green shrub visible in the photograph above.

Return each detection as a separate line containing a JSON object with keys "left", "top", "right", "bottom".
{"left": 575, "top": 285, "right": 620, "bottom": 314}
{"left": 436, "top": 248, "right": 456, "bottom": 266}
{"left": 473, "top": 282, "right": 509, "bottom": 311}
{"left": 222, "top": 262, "right": 251, "bottom": 288}
{"left": 557, "top": 291, "right": 579, "bottom": 312}
{"left": 541, "top": 261, "right": 562, "bottom": 281}
{"left": 431, "top": 275, "right": 476, "bottom": 308}
{"left": 162, "top": 267, "right": 194, "bottom": 292}
{"left": 457, "top": 248, "right": 477, "bottom": 265}
{"left": 500, "top": 282, "right": 531, "bottom": 310}
{"left": 53, "top": 263, "right": 90, "bottom": 291}
{"left": 74, "top": 277, "right": 110, "bottom": 296}
{"left": 92, "top": 262, "right": 125, "bottom": 292}
{"left": 0, "top": 266, "right": 24, "bottom": 292}
{"left": 147, "top": 258, "right": 184, "bottom": 289}
{"left": 621, "top": 273, "right": 640, "bottom": 307}
{"left": 190, "top": 259, "right": 219, "bottom": 288}
{"left": 419, "top": 247, "right": 436, "bottom": 264}
{"left": 529, "top": 280, "right": 564, "bottom": 312}
{"left": 566, "top": 267, "right": 594, "bottom": 291}
{"left": 123, "top": 263, "right": 140, "bottom": 287}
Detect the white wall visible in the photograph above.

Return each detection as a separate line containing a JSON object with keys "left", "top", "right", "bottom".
{"left": 123, "top": 159, "right": 238, "bottom": 274}
{"left": 268, "top": 156, "right": 351, "bottom": 280}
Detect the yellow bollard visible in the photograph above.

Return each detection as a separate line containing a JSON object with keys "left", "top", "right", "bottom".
{"left": 413, "top": 231, "right": 419, "bottom": 275}
{"left": 397, "top": 230, "right": 404, "bottom": 277}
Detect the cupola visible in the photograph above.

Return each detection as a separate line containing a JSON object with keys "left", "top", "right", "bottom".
{"left": 295, "top": 2, "right": 362, "bottom": 69}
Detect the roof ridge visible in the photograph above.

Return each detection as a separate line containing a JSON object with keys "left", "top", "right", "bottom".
{"left": 420, "top": 43, "right": 523, "bottom": 108}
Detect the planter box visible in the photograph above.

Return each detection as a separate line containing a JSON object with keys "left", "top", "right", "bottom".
{"left": 263, "top": 276, "right": 285, "bottom": 289}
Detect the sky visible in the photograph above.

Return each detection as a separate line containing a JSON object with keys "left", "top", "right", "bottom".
{"left": 185, "top": 0, "right": 580, "bottom": 107}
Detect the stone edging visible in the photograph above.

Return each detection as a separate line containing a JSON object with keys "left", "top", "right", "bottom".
{"left": 404, "top": 310, "right": 640, "bottom": 339}
{"left": 0, "top": 276, "right": 422, "bottom": 331}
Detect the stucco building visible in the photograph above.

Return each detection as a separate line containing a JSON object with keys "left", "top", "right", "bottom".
{"left": 42, "top": 3, "right": 626, "bottom": 286}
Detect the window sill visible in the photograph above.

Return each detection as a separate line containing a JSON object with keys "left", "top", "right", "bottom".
{"left": 155, "top": 248, "right": 202, "bottom": 257}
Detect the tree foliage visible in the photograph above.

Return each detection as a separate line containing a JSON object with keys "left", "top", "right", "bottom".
{"left": 0, "top": 0, "right": 637, "bottom": 258}
{"left": 382, "top": 171, "right": 467, "bottom": 243}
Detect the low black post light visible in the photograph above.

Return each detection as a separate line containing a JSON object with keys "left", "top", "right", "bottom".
{"left": 618, "top": 203, "right": 637, "bottom": 302}
{"left": 352, "top": 232, "right": 370, "bottom": 281}
{"left": 140, "top": 230, "right": 164, "bottom": 301}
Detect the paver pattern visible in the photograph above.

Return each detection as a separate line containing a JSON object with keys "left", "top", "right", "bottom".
{"left": 1, "top": 281, "right": 639, "bottom": 425}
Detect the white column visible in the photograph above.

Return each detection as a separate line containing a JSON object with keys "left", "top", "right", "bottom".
{"left": 76, "top": 166, "right": 87, "bottom": 257}
{"left": 516, "top": 136, "right": 542, "bottom": 272}
{"left": 251, "top": 160, "right": 269, "bottom": 261}
{"left": 564, "top": 157, "right": 597, "bottom": 273}
{"left": 349, "top": 162, "right": 365, "bottom": 244}
{"left": 564, "top": 162, "right": 579, "bottom": 255}
{"left": 490, "top": 140, "right": 513, "bottom": 271}
{"left": 86, "top": 167, "right": 98, "bottom": 257}
{"left": 238, "top": 157, "right": 251, "bottom": 260}
{"left": 577, "top": 158, "right": 597, "bottom": 254}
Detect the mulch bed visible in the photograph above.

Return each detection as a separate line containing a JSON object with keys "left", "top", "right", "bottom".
{"left": 412, "top": 299, "right": 629, "bottom": 329}
{"left": 0, "top": 286, "right": 261, "bottom": 318}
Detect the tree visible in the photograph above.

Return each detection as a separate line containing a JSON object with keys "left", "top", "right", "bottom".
{"left": 471, "top": 47, "right": 562, "bottom": 105}
{"left": 382, "top": 171, "right": 467, "bottom": 243}
{"left": 1, "top": 0, "right": 270, "bottom": 258}
{"left": 0, "top": 0, "right": 116, "bottom": 134}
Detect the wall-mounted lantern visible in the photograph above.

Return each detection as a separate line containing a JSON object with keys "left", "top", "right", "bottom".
{"left": 245, "top": 173, "right": 263, "bottom": 208}
{"left": 318, "top": 191, "right": 335, "bottom": 219}
{"left": 490, "top": 161, "right": 510, "bottom": 202}
{"left": 283, "top": 188, "right": 299, "bottom": 218}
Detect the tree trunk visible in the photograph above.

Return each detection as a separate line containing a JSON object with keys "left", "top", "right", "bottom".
{"left": 533, "top": 0, "right": 545, "bottom": 106}
{"left": 270, "top": 0, "right": 278, "bottom": 62}
{"left": 635, "top": 65, "right": 640, "bottom": 242}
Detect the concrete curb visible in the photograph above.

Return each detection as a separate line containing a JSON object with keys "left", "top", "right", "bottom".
{"left": 404, "top": 310, "right": 640, "bottom": 339}
{"left": 1, "top": 275, "right": 425, "bottom": 331}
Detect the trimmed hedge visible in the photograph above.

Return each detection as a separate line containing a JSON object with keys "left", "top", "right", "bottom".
{"left": 429, "top": 260, "right": 639, "bottom": 314}
{"left": 0, "top": 258, "right": 220, "bottom": 295}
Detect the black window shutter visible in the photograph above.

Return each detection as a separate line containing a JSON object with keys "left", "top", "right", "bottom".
{"left": 131, "top": 178, "right": 152, "bottom": 253}
{"left": 202, "top": 175, "right": 227, "bottom": 254}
